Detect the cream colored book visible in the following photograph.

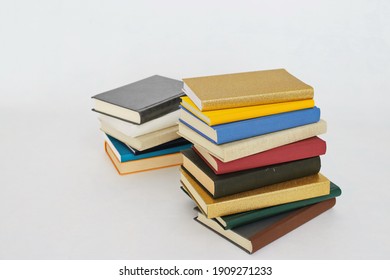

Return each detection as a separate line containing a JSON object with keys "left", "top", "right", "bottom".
{"left": 97, "top": 110, "right": 180, "bottom": 137}
{"left": 180, "top": 167, "right": 330, "bottom": 219}
{"left": 178, "top": 120, "right": 327, "bottom": 162}
{"left": 183, "top": 69, "right": 313, "bottom": 111}
{"left": 100, "top": 121, "right": 180, "bottom": 151}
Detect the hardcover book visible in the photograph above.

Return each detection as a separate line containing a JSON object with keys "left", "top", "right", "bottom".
{"left": 193, "top": 137, "right": 327, "bottom": 174}
{"left": 101, "top": 121, "right": 180, "bottom": 151}
{"left": 127, "top": 138, "right": 191, "bottom": 155}
{"left": 195, "top": 198, "right": 336, "bottom": 254}
{"left": 105, "top": 142, "right": 182, "bottom": 175}
{"left": 178, "top": 120, "right": 327, "bottom": 162}
{"left": 105, "top": 134, "right": 192, "bottom": 162}
{"left": 92, "top": 75, "right": 184, "bottom": 124}
{"left": 182, "top": 148, "right": 321, "bottom": 198}
{"left": 181, "top": 96, "right": 315, "bottom": 126}
{"left": 180, "top": 167, "right": 330, "bottom": 218}
{"left": 182, "top": 69, "right": 313, "bottom": 111}
{"left": 179, "top": 106, "right": 321, "bottom": 144}
{"left": 97, "top": 110, "right": 179, "bottom": 137}
{"left": 216, "top": 182, "right": 341, "bottom": 229}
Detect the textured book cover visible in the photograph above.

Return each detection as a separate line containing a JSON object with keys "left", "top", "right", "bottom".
{"left": 180, "top": 96, "right": 315, "bottom": 126}
{"left": 216, "top": 182, "right": 341, "bottom": 229}
{"left": 105, "top": 134, "right": 192, "bottom": 162}
{"left": 92, "top": 75, "right": 184, "bottom": 124}
{"left": 105, "top": 142, "right": 183, "bottom": 175}
{"left": 178, "top": 120, "right": 327, "bottom": 162}
{"left": 182, "top": 69, "right": 313, "bottom": 111}
{"left": 180, "top": 106, "right": 321, "bottom": 144}
{"left": 193, "top": 137, "right": 327, "bottom": 174}
{"left": 195, "top": 198, "right": 336, "bottom": 254}
{"left": 128, "top": 138, "right": 191, "bottom": 155}
{"left": 101, "top": 121, "right": 180, "bottom": 151}
{"left": 97, "top": 110, "right": 180, "bottom": 137}
{"left": 182, "top": 148, "right": 321, "bottom": 198}
{"left": 180, "top": 167, "right": 330, "bottom": 218}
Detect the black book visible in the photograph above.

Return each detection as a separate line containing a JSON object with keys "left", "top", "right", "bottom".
{"left": 182, "top": 148, "right": 321, "bottom": 198}
{"left": 127, "top": 137, "right": 191, "bottom": 155}
{"left": 92, "top": 75, "right": 184, "bottom": 124}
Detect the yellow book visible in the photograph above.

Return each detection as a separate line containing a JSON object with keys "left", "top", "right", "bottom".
{"left": 180, "top": 167, "right": 330, "bottom": 219}
{"left": 182, "top": 69, "right": 314, "bottom": 111}
{"left": 181, "top": 96, "right": 315, "bottom": 126}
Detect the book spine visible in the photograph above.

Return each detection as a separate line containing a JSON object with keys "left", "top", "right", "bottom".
{"left": 201, "top": 89, "right": 314, "bottom": 111}
{"left": 215, "top": 137, "right": 326, "bottom": 174}
{"left": 213, "top": 156, "right": 322, "bottom": 198}
{"left": 139, "top": 97, "right": 181, "bottom": 123}
{"left": 250, "top": 198, "right": 336, "bottom": 253}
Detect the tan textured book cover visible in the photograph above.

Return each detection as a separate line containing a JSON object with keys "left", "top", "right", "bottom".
{"left": 183, "top": 69, "right": 313, "bottom": 111}
{"left": 180, "top": 167, "right": 330, "bottom": 218}
{"left": 105, "top": 142, "right": 183, "bottom": 175}
{"left": 178, "top": 120, "right": 327, "bottom": 162}
{"left": 100, "top": 122, "right": 180, "bottom": 151}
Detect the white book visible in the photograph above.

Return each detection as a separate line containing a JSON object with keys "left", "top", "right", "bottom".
{"left": 100, "top": 121, "right": 180, "bottom": 151}
{"left": 97, "top": 110, "right": 180, "bottom": 137}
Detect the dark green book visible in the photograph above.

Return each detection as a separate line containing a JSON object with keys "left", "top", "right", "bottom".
{"left": 182, "top": 148, "right": 321, "bottom": 198}
{"left": 214, "top": 182, "right": 342, "bottom": 230}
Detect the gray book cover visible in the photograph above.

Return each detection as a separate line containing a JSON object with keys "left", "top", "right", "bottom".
{"left": 92, "top": 75, "right": 184, "bottom": 124}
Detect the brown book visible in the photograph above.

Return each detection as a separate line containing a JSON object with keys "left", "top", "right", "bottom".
{"left": 183, "top": 69, "right": 313, "bottom": 111}
{"left": 105, "top": 142, "right": 182, "bottom": 175}
{"left": 180, "top": 167, "right": 330, "bottom": 218}
{"left": 195, "top": 198, "right": 336, "bottom": 254}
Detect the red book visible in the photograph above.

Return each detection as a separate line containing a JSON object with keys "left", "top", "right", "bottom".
{"left": 193, "top": 137, "right": 326, "bottom": 174}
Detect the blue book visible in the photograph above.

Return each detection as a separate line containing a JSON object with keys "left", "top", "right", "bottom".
{"left": 179, "top": 107, "right": 321, "bottom": 144}
{"left": 105, "top": 134, "right": 192, "bottom": 162}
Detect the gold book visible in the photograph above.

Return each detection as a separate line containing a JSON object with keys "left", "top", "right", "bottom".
{"left": 180, "top": 167, "right": 330, "bottom": 219}
{"left": 182, "top": 69, "right": 313, "bottom": 111}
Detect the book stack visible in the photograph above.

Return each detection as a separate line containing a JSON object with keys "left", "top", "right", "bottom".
{"left": 178, "top": 69, "right": 342, "bottom": 254}
{"left": 91, "top": 75, "right": 192, "bottom": 175}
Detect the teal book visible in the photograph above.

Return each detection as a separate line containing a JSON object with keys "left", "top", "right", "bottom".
{"left": 215, "top": 182, "right": 342, "bottom": 230}
{"left": 105, "top": 134, "right": 192, "bottom": 162}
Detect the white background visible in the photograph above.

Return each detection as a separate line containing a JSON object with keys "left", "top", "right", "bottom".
{"left": 0, "top": 0, "right": 389, "bottom": 259}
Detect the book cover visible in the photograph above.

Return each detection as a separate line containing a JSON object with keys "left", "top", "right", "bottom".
{"left": 216, "top": 182, "right": 341, "bottom": 229}
{"left": 97, "top": 110, "right": 180, "bottom": 137}
{"left": 195, "top": 198, "right": 336, "bottom": 254}
{"left": 181, "top": 96, "right": 315, "bottom": 126}
{"left": 182, "top": 148, "right": 321, "bottom": 198}
{"left": 105, "top": 134, "right": 192, "bottom": 163}
{"left": 193, "top": 137, "right": 327, "bottom": 174}
{"left": 128, "top": 138, "right": 191, "bottom": 155}
{"left": 178, "top": 120, "right": 327, "bottom": 162}
{"left": 180, "top": 167, "right": 330, "bottom": 218}
{"left": 101, "top": 121, "right": 180, "bottom": 151}
{"left": 105, "top": 142, "right": 183, "bottom": 175}
{"left": 92, "top": 75, "right": 184, "bottom": 124}
{"left": 182, "top": 69, "right": 313, "bottom": 111}
{"left": 180, "top": 106, "right": 321, "bottom": 144}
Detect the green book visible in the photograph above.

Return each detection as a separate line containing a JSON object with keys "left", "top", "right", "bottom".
{"left": 214, "top": 182, "right": 342, "bottom": 230}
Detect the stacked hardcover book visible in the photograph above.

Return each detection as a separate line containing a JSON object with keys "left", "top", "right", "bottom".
{"left": 91, "top": 75, "right": 192, "bottom": 175}
{"left": 178, "top": 69, "right": 342, "bottom": 253}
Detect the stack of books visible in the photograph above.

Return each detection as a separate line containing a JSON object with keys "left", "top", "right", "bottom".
{"left": 178, "top": 69, "right": 342, "bottom": 254}
{"left": 91, "top": 75, "right": 192, "bottom": 175}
